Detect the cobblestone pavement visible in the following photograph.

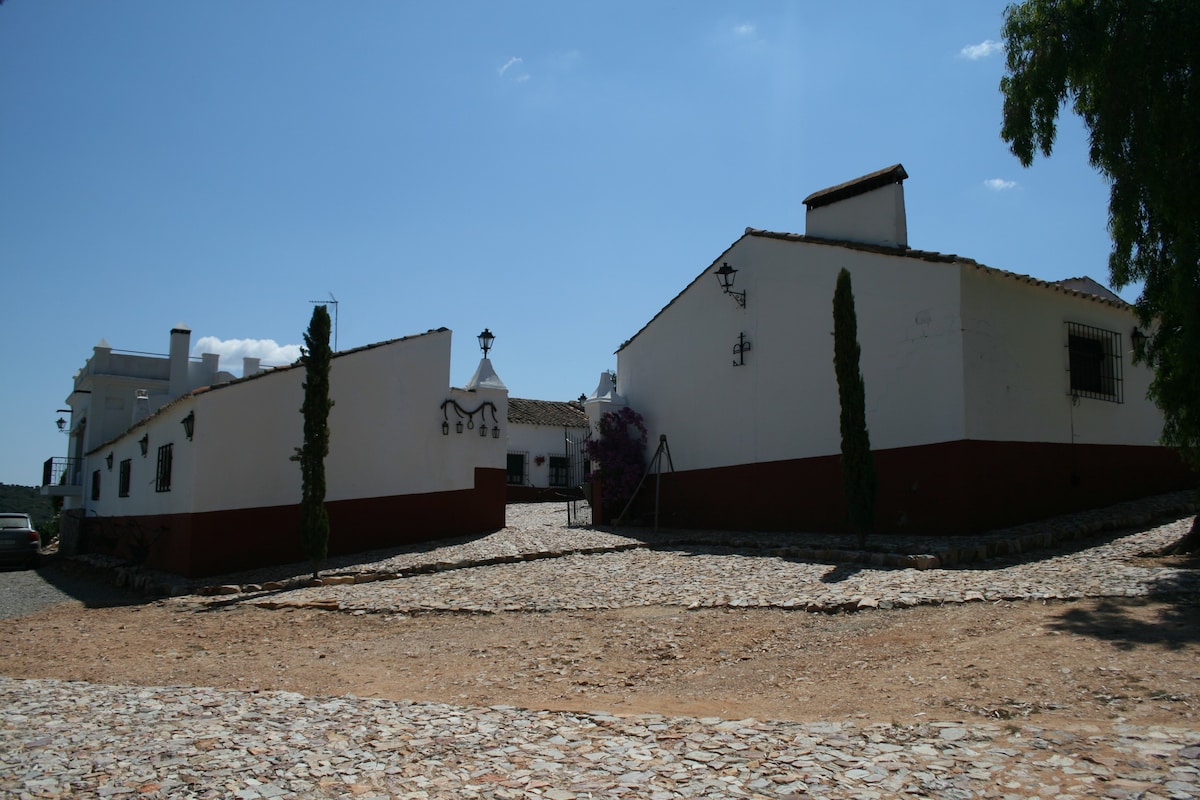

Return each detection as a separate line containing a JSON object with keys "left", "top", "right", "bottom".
{"left": 3, "top": 495, "right": 1200, "bottom": 799}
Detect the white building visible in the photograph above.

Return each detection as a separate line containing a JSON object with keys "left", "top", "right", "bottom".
{"left": 599, "top": 165, "right": 1192, "bottom": 532}
{"left": 504, "top": 398, "right": 590, "bottom": 501}
{"left": 47, "top": 326, "right": 507, "bottom": 577}
{"left": 45, "top": 324, "right": 236, "bottom": 498}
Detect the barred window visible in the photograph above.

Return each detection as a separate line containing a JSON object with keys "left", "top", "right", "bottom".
{"left": 1066, "top": 322, "right": 1122, "bottom": 403}
{"left": 548, "top": 455, "right": 570, "bottom": 487}
{"left": 155, "top": 443, "right": 173, "bottom": 492}
{"left": 507, "top": 451, "right": 527, "bottom": 486}
{"left": 118, "top": 459, "right": 132, "bottom": 498}
{"left": 91, "top": 470, "right": 101, "bottom": 501}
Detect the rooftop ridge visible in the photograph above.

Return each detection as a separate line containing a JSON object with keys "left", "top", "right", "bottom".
{"left": 802, "top": 164, "right": 908, "bottom": 209}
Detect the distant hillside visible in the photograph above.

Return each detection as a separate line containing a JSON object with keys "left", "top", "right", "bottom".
{"left": 0, "top": 484, "right": 55, "bottom": 528}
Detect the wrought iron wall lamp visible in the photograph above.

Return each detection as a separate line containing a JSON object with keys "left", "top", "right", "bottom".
{"left": 105, "top": 452, "right": 114, "bottom": 470}
{"left": 715, "top": 262, "right": 746, "bottom": 308}
{"left": 441, "top": 399, "right": 501, "bottom": 438}
{"left": 139, "top": 433, "right": 149, "bottom": 457}
{"left": 181, "top": 411, "right": 195, "bottom": 440}
{"left": 1131, "top": 326, "right": 1148, "bottom": 352}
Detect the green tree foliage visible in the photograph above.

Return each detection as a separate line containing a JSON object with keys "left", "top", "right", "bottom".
{"left": 833, "top": 268, "right": 876, "bottom": 547}
{"left": 296, "top": 305, "right": 334, "bottom": 577}
{"left": 0, "top": 484, "right": 55, "bottom": 530}
{"left": 1000, "top": 0, "right": 1200, "bottom": 551}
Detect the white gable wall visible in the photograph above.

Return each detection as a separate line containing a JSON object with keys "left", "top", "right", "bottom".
{"left": 193, "top": 329, "right": 503, "bottom": 511}
{"left": 961, "top": 267, "right": 1161, "bottom": 446}
{"left": 616, "top": 234, "right": 967, "bottom": 471}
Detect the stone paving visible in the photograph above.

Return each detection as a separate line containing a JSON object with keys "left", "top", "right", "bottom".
{"left": 3, "top": 494, "right": 1200, "bottom": 799}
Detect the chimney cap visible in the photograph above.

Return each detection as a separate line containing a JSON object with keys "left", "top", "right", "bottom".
{"left": 803, "top": 164, "right": 907, "bottom": 210}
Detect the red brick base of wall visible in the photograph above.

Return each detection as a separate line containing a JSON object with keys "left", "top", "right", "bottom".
{"left": 82, "top": 467, "right": 507, "bottom": 578}
{"left": 622, "top": 441, "right": 1194, "bottom": 534}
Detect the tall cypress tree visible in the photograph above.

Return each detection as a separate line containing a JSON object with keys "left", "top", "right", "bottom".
{"left": 833, "top": 268, "right": 876, "bottom": 547}
{"left": 296, "top": 305, "right": 334, "bottom": 578}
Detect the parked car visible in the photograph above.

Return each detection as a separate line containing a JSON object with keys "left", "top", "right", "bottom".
{"left": 0, "top": 513, "right": 41, "bottom": 569}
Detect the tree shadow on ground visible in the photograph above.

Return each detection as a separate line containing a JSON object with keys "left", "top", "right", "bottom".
{"left": 817, "top": 562, "right": 869, "bottom": 583}
{"left": 1047, "top": 578, "right": 1200, "bottom": 651}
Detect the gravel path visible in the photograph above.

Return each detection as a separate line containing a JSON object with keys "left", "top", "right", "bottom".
{"left": 2, "top": 494, "right": 1198, "bottom": 799}
{"left": 2, "top": 677, "right": 1195, "bottom": 799}
{"left": 0, "top": 564, "right": 140, "bottom": 621}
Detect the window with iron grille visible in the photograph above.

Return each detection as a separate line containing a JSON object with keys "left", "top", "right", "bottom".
{"left": 507, "top": 451, "right": 527, "bottom": 485}
{"left": 1066, "top": 322, "right": 1123, "bottom": 403}
{"left": 155, "top": 443, "right": 173, "bottom": 492}
{"left": 118, "top": 459, "right": 132, "bottom": 498}
{"left": 91, "top": 470, "right": 101, "bottom": 501}
{"left": 548, "top": 455, "right": 569, "bottom": 487}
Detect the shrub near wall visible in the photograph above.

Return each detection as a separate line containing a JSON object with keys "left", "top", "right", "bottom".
{"left": 585, "top": 407, "right": 648, "bottom": 522}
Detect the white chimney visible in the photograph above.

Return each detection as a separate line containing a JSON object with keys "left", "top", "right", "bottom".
{"left": 132, "top": 389, "right": 151, "bottom": 425}
{"left": 242, "top": 357, "right": 261, "bottom": 376}
{"left": 201, "top": 352, "right": 220, "bottom": 382}
{"left": 168, "top": 324, "right": 192, "bottom": 398}
{"left": 803, "top": 164, "right": 908, "bottom": 248}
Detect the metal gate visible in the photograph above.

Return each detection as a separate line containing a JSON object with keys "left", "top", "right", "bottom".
{"left": 564, "top": 427, "right": 592, "bottom": 526}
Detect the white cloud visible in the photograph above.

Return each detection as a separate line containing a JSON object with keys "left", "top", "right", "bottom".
{"left": 733, "top": 23, "right": 757, "bottom": 37}
{"left": 498, "top": 56, "right": 530, "bottom": 82}
{"left": 498, "top": 56, "right": 522, "bottom": 76}
{"left": 984, "top": 178, "right": 1018, "bottom": 191}
{"left": 193, "top": 336, "right": 302, "bottom": 372}
{"left": 959, "top": 39, "right": 1003, "bottom": 60}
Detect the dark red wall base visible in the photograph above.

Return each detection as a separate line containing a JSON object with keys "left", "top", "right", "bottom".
{"left": 82, "top": 468, "right": 507, "bottom": 578}
{"left": 623, "top": 440, "right": 1195, "bottom": 534}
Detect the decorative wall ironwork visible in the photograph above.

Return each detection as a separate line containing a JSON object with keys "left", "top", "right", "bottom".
{"left": 732, "top": 332, "right": 752, "bottom": 367}
{"left": 441, "top": 399, "right": 501, "bottom": 438}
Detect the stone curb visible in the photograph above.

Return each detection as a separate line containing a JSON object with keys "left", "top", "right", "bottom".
{"left": 198, "top": 543, "right": 645, "bottom": 599}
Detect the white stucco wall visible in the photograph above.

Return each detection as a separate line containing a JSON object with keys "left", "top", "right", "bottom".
{"left": 507, "top": 423, "right": 589, "bottom": 487}
{"left": 615, "top": 234, "right": 967, "bottom": 472}
{"left": 87, "top": 329, "right": 507, "bottom": 517}
{"left": 85, "top": 399, "right": 199, "bottom": 519}
{"left": 960, "top": 267, "right": 1162, "bottom": 446}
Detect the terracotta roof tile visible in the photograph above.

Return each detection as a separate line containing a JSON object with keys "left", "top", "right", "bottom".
{"left": 802, "top": 164, "right": 908, "bottom": 209}
{"left": 508, "top": 398, "right": 589, "bottom": 427}
{"left": 746, "top": 229, "right": 1128, "bottom": 307}
{"left": 616, "top": 228, "right": 1128, "bottom": 353}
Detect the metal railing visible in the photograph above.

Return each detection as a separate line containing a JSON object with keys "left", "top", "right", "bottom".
{"left": 43, "top": 457, "right": 83, "bottom": 488}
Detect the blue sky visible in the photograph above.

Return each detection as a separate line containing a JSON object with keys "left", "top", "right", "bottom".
{"left": 0, "top": 1, "right": 1117, "bottom": 487}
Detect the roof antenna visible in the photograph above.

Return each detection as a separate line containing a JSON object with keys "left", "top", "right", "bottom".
{"left": 309, "top": 293, "right": 339, "bottom": 351}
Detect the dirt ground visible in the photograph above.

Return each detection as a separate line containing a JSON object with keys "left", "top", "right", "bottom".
{"left": 2, "top": 559, "right": 1198, "bottom": 731}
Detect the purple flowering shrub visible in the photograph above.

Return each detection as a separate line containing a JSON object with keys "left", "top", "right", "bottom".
{"left": 585, "top": 407, "right": 648, "bottom": 517}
